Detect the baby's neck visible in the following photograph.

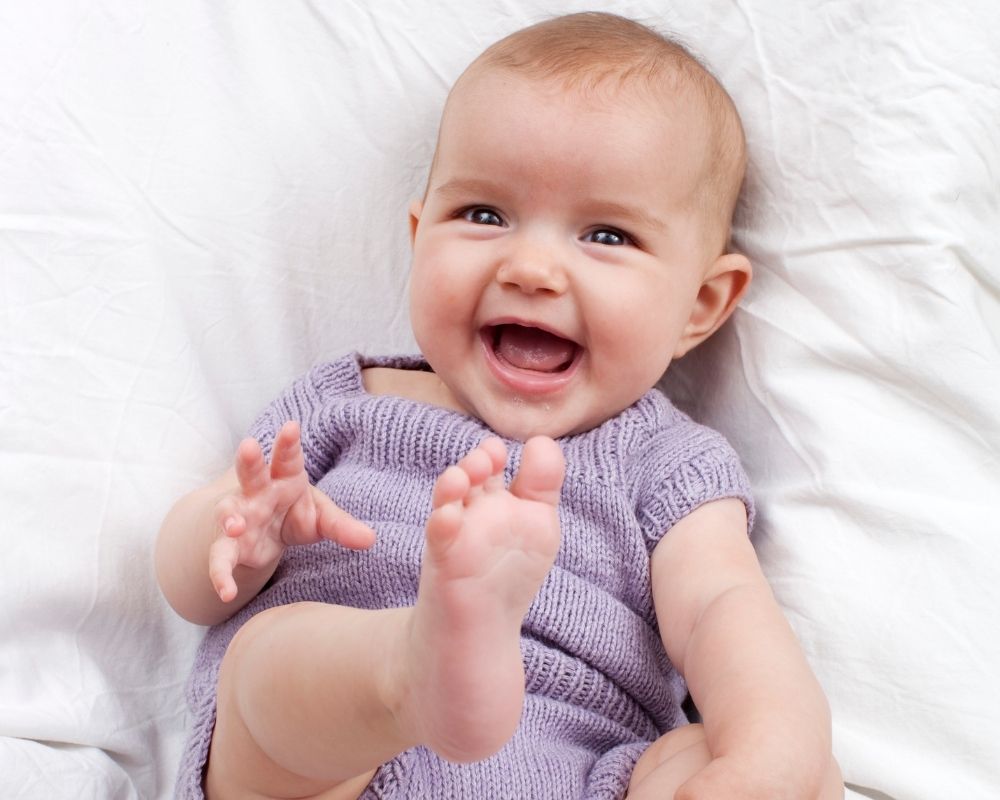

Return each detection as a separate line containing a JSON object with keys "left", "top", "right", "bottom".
{"left": 362, "top": 366, "right": 467, "bottom": 416}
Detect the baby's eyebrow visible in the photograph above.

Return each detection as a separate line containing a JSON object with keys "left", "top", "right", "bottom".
{"left": 584, "top": 201, "right": 666, "bottom": 234}
{"left": 432, "top": 177, "right": 505, "bottom": 199}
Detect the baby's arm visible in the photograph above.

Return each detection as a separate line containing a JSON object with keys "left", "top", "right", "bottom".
{"left": 632, "top": 498, "right": 840, "bottom": 799}
{"left": 155, "top": 421, "right": 375, "bottom": 627}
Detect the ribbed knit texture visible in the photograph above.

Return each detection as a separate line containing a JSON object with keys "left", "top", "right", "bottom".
{"left": 175, "top": 353, "right": 754, "bottom": 799}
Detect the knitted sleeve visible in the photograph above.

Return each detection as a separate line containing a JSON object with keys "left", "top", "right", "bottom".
{"left": 246, "top": 357, "right": 358, "bottom": 483}
{"left": 629, "top": 421, "right": 755, "bottom": 553}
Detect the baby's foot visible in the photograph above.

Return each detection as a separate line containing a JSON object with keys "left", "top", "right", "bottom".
{"left": 402, "top": 436, "right": 564, "bottom": 762}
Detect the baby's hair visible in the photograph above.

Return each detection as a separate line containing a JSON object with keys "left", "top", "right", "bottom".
{"left": 455, "top": 12, "right": 746, "bottom": 253}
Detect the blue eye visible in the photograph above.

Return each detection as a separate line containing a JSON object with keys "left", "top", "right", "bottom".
{"left": 585, "top": 228, "right": 629, "bottom": 246}
{"left": 463, "top": 207, "right": 503, "bottom": 226}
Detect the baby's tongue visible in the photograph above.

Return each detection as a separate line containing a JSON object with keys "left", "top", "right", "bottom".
{"left": 494, "top": 325, "right": 575, "bottom": 372}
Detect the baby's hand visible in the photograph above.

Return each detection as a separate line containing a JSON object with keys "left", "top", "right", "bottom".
{"left": 674, "top": 751, "right": 842, "bottom": 800}
{"left": 628, "top": 724, "right": 842, "bottom": 800}
{"left": 208, "top": 421, "right": 375, "bottom": 602}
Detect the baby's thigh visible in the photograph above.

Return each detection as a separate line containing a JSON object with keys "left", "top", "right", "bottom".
{"left": 627, "top": 723, "right": 710, "bottom": 799}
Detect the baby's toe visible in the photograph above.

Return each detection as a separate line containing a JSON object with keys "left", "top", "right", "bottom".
{"left": 509, "top": 437, "right": 565, "bottom": 506}
{"left": 431, "top": 464, "right": 471, "bottom": 509}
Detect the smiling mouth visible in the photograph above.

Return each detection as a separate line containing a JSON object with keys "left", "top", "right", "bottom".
{"left": 485, "top": 323, "right": 580, "bottom": 373}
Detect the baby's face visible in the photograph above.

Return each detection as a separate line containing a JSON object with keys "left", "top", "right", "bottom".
{"left": 409, "top": 70, "right": 722, "bottom": 440}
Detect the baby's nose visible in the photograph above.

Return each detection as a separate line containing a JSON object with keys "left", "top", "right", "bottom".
{"left": 495, "top": 241, "right": 568, "bottom": 295}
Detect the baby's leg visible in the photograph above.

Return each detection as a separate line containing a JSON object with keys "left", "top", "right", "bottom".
{"left": 205, "top": 436, "right": 564, "bottom": 800}
{"left": 401, "top": 435, "right": 564, "bottom": 761}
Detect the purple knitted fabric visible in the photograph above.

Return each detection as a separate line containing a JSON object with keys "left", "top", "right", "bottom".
{"left": 175, "top": 353, "right": 754, "bottom": 799}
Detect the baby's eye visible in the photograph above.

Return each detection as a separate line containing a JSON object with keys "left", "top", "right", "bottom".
{"left": 463, "top": 207, "right": 504, "bottom": 227}
{"left": 584, "top": 228, "right": 629, "bottom": 246}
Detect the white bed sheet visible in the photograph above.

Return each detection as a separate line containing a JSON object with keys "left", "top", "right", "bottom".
{"left": 1, "top": 1, "right": 998, "bottom": 798}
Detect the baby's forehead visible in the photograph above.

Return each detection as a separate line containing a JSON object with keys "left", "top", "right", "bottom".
{"left": 446, "top": 63, "right": 712, "bottom": 137}
{"left": 432, "top": 61, "right": 744, "bottom": 230}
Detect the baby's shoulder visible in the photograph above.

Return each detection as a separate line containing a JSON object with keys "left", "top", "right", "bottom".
{"left": 614, "top": 389, "right": 732, "bottom": 469}
{"left": 604, "top": 390, "right": 753, "bottom": 541}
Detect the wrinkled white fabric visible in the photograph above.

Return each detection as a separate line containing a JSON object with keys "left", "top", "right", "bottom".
{"left": 1, "top": 1, "right": 997, "bottom": 798}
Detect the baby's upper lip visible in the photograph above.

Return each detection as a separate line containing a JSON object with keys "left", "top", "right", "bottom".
{"left": 481, "top": 317, "right": 580, "bottom": 346}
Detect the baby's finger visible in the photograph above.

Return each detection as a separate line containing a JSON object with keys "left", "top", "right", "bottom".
{"left": 211, "top": 494, "right": 244, "bottom": 540}
{"left": 315, "top": 495, "right": 376, "bottom": 550}
{"left": 221, "top": 513, "right": 246, "bottom": 538}
{"left": 208, "top": 536, "right": 240, "bottom": 602}
{"left": 234, "top": 437, "right": 269, "bottom": 494}
{"left": 270, "top": 421, "right": 305, "bottom": 481}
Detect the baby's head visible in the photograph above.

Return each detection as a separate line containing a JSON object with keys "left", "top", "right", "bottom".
{"left": 408, "top": 12, "right": 752, "bottom": 441}
{"left": 429, "top": 13, "right": 747, "bottom": 258}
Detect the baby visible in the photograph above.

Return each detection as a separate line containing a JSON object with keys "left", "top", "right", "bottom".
{"left": 157, "top": 12, "right": 842, "bottom": 800}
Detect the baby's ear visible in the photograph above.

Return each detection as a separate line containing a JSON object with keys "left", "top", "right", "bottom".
{"left": 674, "top": 253, "right": 752, "bottom": 359}
{"left": 408, "top": 199, "right": 424, "bottom": 245}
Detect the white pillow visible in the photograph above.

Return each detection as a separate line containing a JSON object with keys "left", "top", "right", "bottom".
{"left": 664, "top": 2, "right": 1000, "bottom": 796}
{"left": 1, "top": 1, "right": 996, "bottom": 798}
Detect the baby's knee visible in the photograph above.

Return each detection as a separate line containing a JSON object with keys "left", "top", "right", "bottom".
{"left": 821, "top": 756, "right": 845, "bottom": 800}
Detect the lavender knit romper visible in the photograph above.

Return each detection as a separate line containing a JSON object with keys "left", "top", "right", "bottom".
{"left": 176, "top": 354, "right": 754, "bottom": 799}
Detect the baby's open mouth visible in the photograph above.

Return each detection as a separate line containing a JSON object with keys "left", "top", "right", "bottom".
{"left": 486, "top": 324, "right": 579, "bottom": 373}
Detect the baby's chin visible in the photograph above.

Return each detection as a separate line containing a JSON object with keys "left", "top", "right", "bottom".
{"left": 428, "top": 358, "right": 615, "bottom": 441}
{"left": 473, "top": 401, "right": 599, "bottom": 443}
